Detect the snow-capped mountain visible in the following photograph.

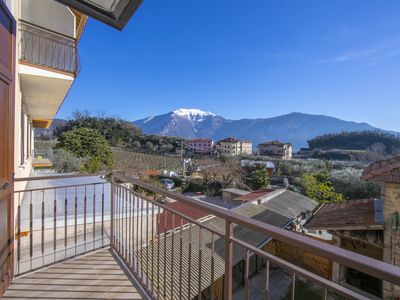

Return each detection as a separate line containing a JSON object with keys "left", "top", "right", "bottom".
{"left": 134, "top": 108, "right": 225, "bottom": 139}
{"left": 134, "top": 109, "right": 386, "bottom": 149}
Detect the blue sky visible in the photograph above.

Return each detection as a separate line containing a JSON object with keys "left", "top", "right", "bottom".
{"left": 58, "top": 1, "right": 400, "bottom": 131}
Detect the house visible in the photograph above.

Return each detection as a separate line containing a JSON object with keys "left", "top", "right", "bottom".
{"left": 216, "top": 137, "right": 253, "bottom": 157}
{"left": 188, "top": 138, "right": 214, "bottom": 154}
{"left": 258, "top": 140, "right": 293, "bottom": 160}
{"left": 304, "top": 155, "right": 400, "bottom": 299}
{"left": 306, "top": 199, "right": 385, "bottom": 298}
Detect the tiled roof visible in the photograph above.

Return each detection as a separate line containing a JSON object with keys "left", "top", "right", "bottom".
{"left": 157, "top": 201, "right": 211, "bottom": 233}
{"left": 362, "top": 155, "right": 400, "bottom": 183}
{"left": 306, "top": 199, "right": 384, "bottom": 231}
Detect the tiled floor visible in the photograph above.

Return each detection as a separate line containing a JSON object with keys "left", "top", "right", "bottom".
{"left": 2, "top": 249, "right": 144, "bottom": 300}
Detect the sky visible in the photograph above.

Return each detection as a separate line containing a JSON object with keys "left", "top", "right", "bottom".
{"left": 58, "top": 0, "right": 400, "bottom": 131}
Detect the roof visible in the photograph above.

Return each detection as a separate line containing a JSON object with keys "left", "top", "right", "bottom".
{"left": 259, "top": 140, "right": 292, "bottom": 146}
{"left": 306, "top": 199, "right": 384, "bottom": 231}
{"left": 217, "top": 137, "right": 241, "bottom": 143}
{"left": 158, "top": 201, "right": 211, "bottom": 233}
{"left": 362, "top": 155, "right": 400, "bottom": 183}
{"left": 138, "top": 189, "right": 317, "bottom": 299}
{"left": 234, "top": 189, "right": 275, "bottom": 202}
{"left": 221, "top": 188, "right": 250, "bottom": 196}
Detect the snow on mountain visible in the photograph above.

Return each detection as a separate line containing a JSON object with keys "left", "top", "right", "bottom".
{"left": 172, "top": 108, "right": 216, "bottom": 123}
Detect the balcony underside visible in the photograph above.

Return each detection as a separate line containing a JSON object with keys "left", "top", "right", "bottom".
{"left": 1, "top": 249, "right": 144, "bottom": 300}
{"left": 19, "top": 64, "right": 74, "bottom": 128}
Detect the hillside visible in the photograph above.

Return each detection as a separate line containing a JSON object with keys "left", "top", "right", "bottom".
{"left": 134, "top": 109, "right": 386, "bottom": 149}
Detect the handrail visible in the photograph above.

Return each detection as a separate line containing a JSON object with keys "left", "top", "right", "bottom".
{"left": 14, "top": 173, "right": 106, "bottom": 182}
{"left": 114, "top": 172, "right": 400, "bottom": 286}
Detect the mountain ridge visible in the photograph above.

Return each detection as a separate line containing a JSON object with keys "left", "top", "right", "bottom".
{"left": 134, "top": 109, "right": 391, "bottom": 149}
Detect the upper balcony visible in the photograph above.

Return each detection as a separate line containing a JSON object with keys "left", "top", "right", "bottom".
{"left": 2, "top": 172, "right": 399, "bottom": 300}
{"left": 19, "top": 21, "right": 79, "bottom": 76}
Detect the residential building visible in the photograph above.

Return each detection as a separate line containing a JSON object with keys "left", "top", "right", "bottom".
{"left": 188, "top": 138, "right": 214, "bottom": 154}
{"left": 1, "top": 1, "right": 400, "bottom": 299}
{"left": 258, "top": 140, "right": 293, "bottom": 160}
{"left": 216, "top": 137, "right": 253, "bottom": 156}
{"left": 306, "top": 199, "right": 384, "bottom": 298}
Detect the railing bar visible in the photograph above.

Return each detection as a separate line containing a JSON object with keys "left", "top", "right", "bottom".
{"left": 264, "top": 260, "right": 270, "bottom": 300}
{"left": 198, "top": 227, "right": 202, "bottom": 300}
{"left": 84, "top": 186, "right": 87, "bottom": 252}
{"left": 29, "top": 191, "right": 33, "bottom": 271}
{"left": 74, "top": 187, "right": 77, "bottom": 255}
{"left": 224, "top": 221, "right": 233, "bottom": 300}
{"left": 136, "top": 194, "right": 140, "bottom": 274}
{"left": 14, "top": 181, "right": 105, "bottom": 192}
{"left": 64, "top": 188, "right": 68, "bottom": 258}
{"left": 121, "top": 187, "right": 125, "bottom": 259}
{"left": 17, "top": 193, "right": 21, "bottom": 274}
{"left": 118, "top": 186, "right": 121, "bottom": 254}
{"left": 170, "top": 214, "right": 175, "bottom": 300}
{"left": 110, "top": 183, "right": 114, "bottom": 249}
{"left": 244, "top": 250, "right": 250, "bottom": 300}
{"left": 41, "top": 190, "right": 45, "bottom": 264}
{"left": 156, "top": 205, "right": 160, "bottom": 299}
{"left": 291, "top": 272, "right": 296, "bottom": 300}
{"left": 146, "top": 199, "right": 149, "bottom": 288}
{"left": 179, "top": 218, "right": 183, "bottom": 300}
{"left": 140, "top": 195, "right": 144, "bottom": 280}
{"left": 163, "top": 209, "right": 167, "bottom": 299}
{"left": 188, "top": 222, "right": 192, "bottom": 300}
{"left": 93, "top": 184, "right": 96, "bottom": 250}
{"left": 129, "top": 191, "right": 132, "bottom": 267}
{"left": 151, "top": 201, "right": 155, "bottom": 295}
{"left": 53, "top": 189, "right": 57, "bottom": 262}
{"left": 210, "top": 232, "right": 215, "bottom": 300}
{"left": 101, "top": 183, "right": 104, "bottom": 248}
{"left": 323, "top": 287, "right": 328, "bottom": 300}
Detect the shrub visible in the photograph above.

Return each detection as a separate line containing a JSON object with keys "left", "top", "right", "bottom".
{"left": 57, "top": 127, "right": 114, "bottom": 172}
{"left": 330, "top": 168, "right": 380, "bottom": 200}
{"left": 301, "top": 173, "right": 343, "bottom": 203}
{"left": 182, "top": 181, "right": 208, "bottom": 194}
{"left": 53, "top": 149, "right": 86, "bottom": 173}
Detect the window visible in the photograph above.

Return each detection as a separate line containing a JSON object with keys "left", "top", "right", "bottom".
{"left": 20, "top": 108, "right": 25, "bottom": 165}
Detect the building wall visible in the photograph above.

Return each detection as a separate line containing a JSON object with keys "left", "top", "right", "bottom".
{"left": 381, "top": 182, "right": 400, "bottom": 298}
{"left": 259, "top": 143, "right": 292, "bottom": 160}
{"left": 217, "top": 141, "right": 252, "bottom": 156}
{"left": 264, "top": 238, "right": 333, "bottom": 279}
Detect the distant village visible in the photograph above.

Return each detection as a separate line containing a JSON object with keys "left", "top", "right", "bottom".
{"left": 186, "top": 137, "right": 293, "bottom": 160}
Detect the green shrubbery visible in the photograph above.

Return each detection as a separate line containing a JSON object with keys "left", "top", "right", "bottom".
{"left": 57, "top": 127, "right": 114, "bottom": 172}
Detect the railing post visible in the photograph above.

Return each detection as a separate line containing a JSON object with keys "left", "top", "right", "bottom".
{"left": 110, "top": 176, "right": 114, "bottom": 249}
{"left": 224, "top": 220, "right": 233, "bottom": 300}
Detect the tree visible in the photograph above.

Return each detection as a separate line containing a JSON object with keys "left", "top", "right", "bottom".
{"left": 57, "top": 127, "right": 114, "bottom": 172}
{"left": 251, "top": 168, "right": 270, "bottom": 190}
{"left": 301, "top": 174, "right": 343, "bottom": 204}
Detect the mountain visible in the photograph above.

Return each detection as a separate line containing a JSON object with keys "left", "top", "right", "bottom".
{"left": 34, "top": 118, "right": 68, "bottom": 139}
{"left": 134, "top": 109, "right": 387, "bottom": 149}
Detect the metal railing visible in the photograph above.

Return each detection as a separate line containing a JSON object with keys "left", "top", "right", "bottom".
{"left": 14, "top": 174, "right": 110, "bottom": 275}
{"left": 12, "top": 173, "right": 400, "bottom": 299}
{"left": 19, "top": 21, "right": 79, "bottom": 75}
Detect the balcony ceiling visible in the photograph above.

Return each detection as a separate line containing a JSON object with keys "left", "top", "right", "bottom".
{"left": 55, "top": 0, "right": 142, "bottom": 30}
{"left": 19, "top": 64, "right": 74, "bottom": 127}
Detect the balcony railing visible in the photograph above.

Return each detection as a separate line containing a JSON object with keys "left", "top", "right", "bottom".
{"left": 19, "top": 21, "right": 79, "bottom": 75}
{"left": 12, "top": 173, "right": 400, "bottom": 299}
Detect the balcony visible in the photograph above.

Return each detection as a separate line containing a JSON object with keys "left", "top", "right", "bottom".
{"left": 3, "top": 173, "right": 400, "bottom": 299}
{"left": 19, "top": 21, "right": 78, "bottom": 75}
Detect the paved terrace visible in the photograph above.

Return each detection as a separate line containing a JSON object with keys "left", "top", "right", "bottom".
{"left": 1, "top": 249, "right": 144, "bottom": 300}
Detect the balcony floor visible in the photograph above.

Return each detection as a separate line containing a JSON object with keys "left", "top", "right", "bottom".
{"left": 2, "top": 249, "right": 144, "bottom": 300}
